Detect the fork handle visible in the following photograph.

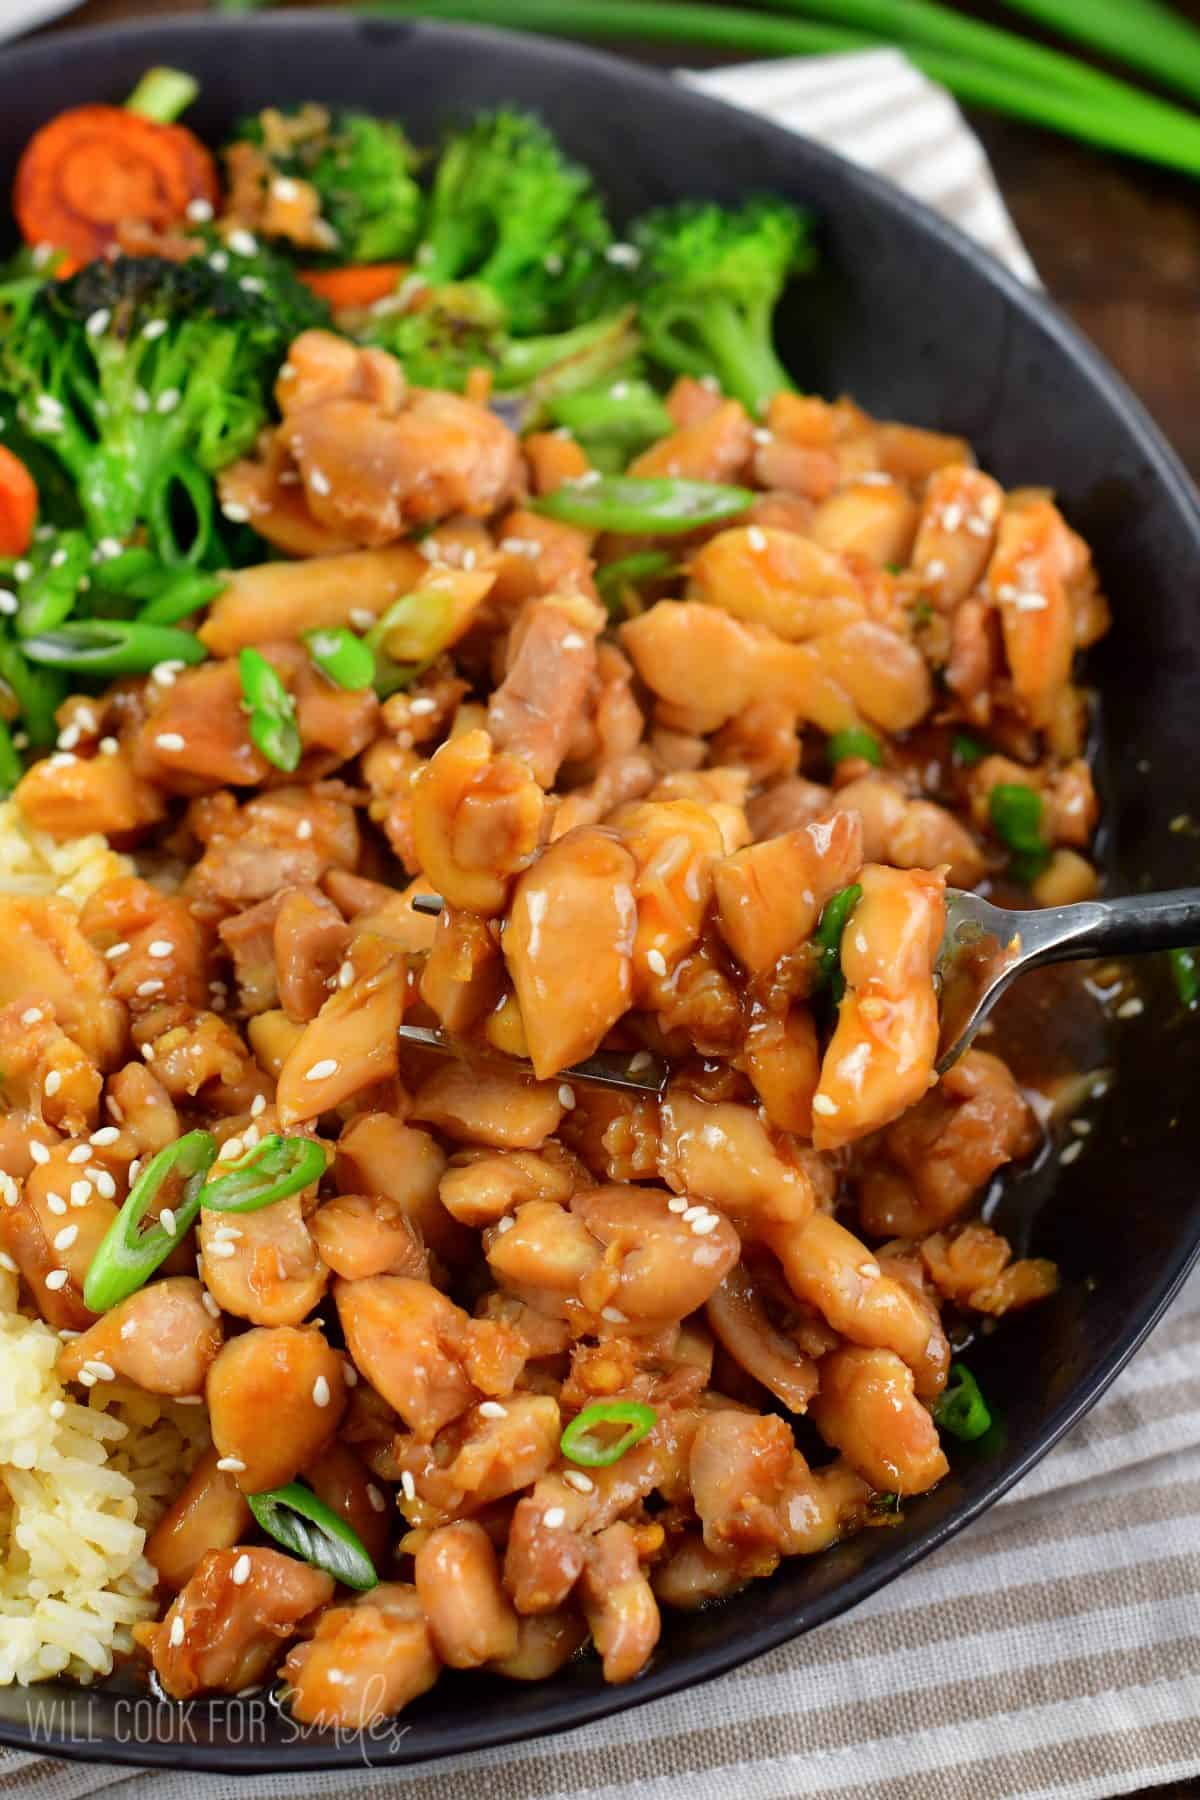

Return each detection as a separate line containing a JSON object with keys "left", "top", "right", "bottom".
{"left": 1031, "top": 887, "right": 1200, "bottom": 964}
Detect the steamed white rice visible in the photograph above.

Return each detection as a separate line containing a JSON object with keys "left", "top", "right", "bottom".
{"left": 0, "top": 803, "right": 199, "bottom": 1686}
{"left": 0, "top": 798, "right": 132, "bottom": 905}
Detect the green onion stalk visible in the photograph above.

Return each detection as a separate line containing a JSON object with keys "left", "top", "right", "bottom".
{"left": 363, "top": 0, "right": 1200, "bottom": 180}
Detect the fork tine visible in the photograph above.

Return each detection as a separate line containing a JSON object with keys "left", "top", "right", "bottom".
{"left": 396, "top": 1023, "right": 670, "bottom": 1095}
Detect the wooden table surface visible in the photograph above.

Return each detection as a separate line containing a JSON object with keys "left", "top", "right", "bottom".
{"left": 20, "top": 3, "right": 1200, "bottom": 1796}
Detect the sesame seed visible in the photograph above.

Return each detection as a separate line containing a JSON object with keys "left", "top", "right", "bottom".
{"left": 338, "top": 961, "right": 355, "bottom": 988}
{"left": 348, "top": 607, "right": 376, "bottom": 632}
{"left": 186, "top": 197, "right": 214, "bottom": 223}
{"left": 0, "top": 590, "right": 16, "bottom": 617}
{"left": 343, "top": 1361, "right": 358, "bottom": 1387}
{"left": 400, "top": 1470, "right": 416, "bottom": 1502}
{"left": 141, "top": 1044, "right": 156, "bottom": 1061}
{"left": 478, "top": 1401, "right": 507, "bottom": 1419}
{"left": 563, "top": 1470, "right": 594, "bottom": 1494}
{"left": 295, "top": 818, "right": 313, "bottom": 841}
{"left": 305, "top": 1058, "right": 338, "bottom": 1082}
{"left": 543, "top": 1507, "right": 566, "bottom": 1530}
{"left": 105, "top": 942, "right": 130, "bottom": 960}
{"left": 561, "top": 632, "right": 586, "bottom": 651}
{"left": 142, "top": 318, "right": 168, "bottom": 341}
{"left": 746, "top": 525, "right": 767, "bottom": 552}
{"left": 155, "top": 388, "right": 181, "bottom": 415}
{"left": 21, "top": 1008, "right": 44, "bottom": 1027}
{"left": 1015, "top": 591, "right": 1048, "bottom": 612}
{"left": 628, "top": 1051, "right": 653, "bottom": 1074}
{"left": 77, "top": 1369, "right": 96, "bottom": 1387}
{"left": 600, "top": 1305, "right": 627, "bottom": 1324}
{"left": 135, "top": 979, "right": 164, "bottom": 999}
{"left": 250, "top": 1094, "right": 267, "bottom": 1119}
{"left": 367, "top": 1483, "right": 386, "bottom": 1513}
{"left": 44, "top": 1269, "right": 69, "bottom": 1291}
{"left": 667, "top": 1197, "right": 688, "bottom": 1214}
{"left": 606, "top": 242, "right": 640, "bottom": 268}
{"left": 57, "top": 726, "right": 82, "bottom": 752}
{"left": 965, "top": 515, "right": 991, "bottom": 538}
{"left": 557, "top": 1084, "right": 576, "bottom": 1110}
{"left": 495, "top": 1214, "right": 514, "bottom": 1235}
{"left": 1070, "top": 1118, "right": 1092, "bottom": 1137}
{"left": 646, "top": 949, "right": 667, "bottom": 977}
{"left": 150, "top": 664, "right": 177, "bottom": 688}
{"left": 43, "top": 1071, "right": 61, "bottom": 1099}
{"left": 227, "top": 229, "right": 258, "bottom": 258}
{"left": 221, "top": 500, "right": 252, "bottom": 525}
{"left": 812, "top": 1094, "right": 839, "bottom": 1115}
{"left": 308, "top": 468, "right": 331, "bottom": 497}
{"left": 133, "top": 389, "right": 150, "bottom": 415}
{"left": 67, "top": 1145, "right": 90, "bottom": 1165}
{"left": 206, "top": 1241, "right": 237, "bottom": 1260}
{"left": 156, "top": 733, "right": 185, "bottom": 753}
{"left": 691, "top": 1214, "right": 720, "bottom": 1236}
{"left": 89, "top": 1359, "right": 116, "bottom": 1384}
{"left": 1117, "top": 996, "right": 1144, "bottom": 1019}
{"left": 47, "top": 752, "right": 76, "bottom": 769}
{"left": 159, "top": 1207, "right": 177, "bottom": 1236}
{"left": 29, "top": 1141, "right": 50, "bottom": 1165}
{"left": 312, "top": 1375, "right": 331, "bottom": 1408}
{"left": 216, "top": 1456, "right": 246, "bottom": 1473}
{"left": 231, "top": 1554, "right": 252, "bottom": 1587}
{"left": 218, "top": 1137, "right": 245, "bottom": 1163}
{"left": 272, "top": 177, "right": 301, "bottom": 203}
{"left": 95, "top": 1172, "right": 117, "bottom": 1201}
{"left": 408, "top": 695, "right": 438, "bottom": 717}
{"left": 169, "top": 1614, "right": 186, "bottom": 1648}
{"left": 94, "top": 537, "right": 123, "bottom": 561}
{"left": 45, "top": 1193, "right": 67, "bottom": 1216}
{"left": 1060, "top": 1140, "right": 1084, "bottom": 1165}
{"left": 69, "top": 1181, "right": 91, "bottom": 1207}
{"left": 238, "top": 276, "right": 265, "bottom": 296}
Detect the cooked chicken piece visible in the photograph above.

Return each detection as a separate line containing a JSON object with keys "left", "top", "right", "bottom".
{"left": 206, "top": 1325, "right": 347, "bottom": 1492}
{"left": 283, "top": 1583, "right": 439, "bottom": 1729}
{"left": 713, "top": 808, "right": 862, "bottom": 978}
{"left": 58, "top": 1278, "right": 222, "bottom": 1397}
{"left": 488, "top": 596, "right": 603, "bottom": 789}
{"left": 503, "top": 826, "right": 637, "bottom": 1078}
{"left": 140, "top": 1548, "right": 333, "bottom": 1700}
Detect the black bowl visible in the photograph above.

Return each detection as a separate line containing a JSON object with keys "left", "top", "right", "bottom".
{"left": 2, "top": 11, "right": 1199, "bottom": 1775}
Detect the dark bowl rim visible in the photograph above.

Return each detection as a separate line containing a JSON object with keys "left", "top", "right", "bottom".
{"left": 1, "top": 8, "right": 1199, "bottom": 1775}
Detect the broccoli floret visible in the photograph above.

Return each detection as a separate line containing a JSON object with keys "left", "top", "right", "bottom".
{"left": 0, "top": 250, "right": 327, "bottom": 563}
{"left": 632, "top": 197, "right": 815, "bottom": 417}
{"left": 414, "top": 110, "right": 614, "bottom": 334}
{"left": 232, "top": 107, "right": 423, "bottom": 264}
{"left": 365, "top": 281, "right": 508, "bottom": 390}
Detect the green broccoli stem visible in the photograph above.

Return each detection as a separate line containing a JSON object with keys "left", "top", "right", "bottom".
{"left": 997, "top": 0, "right": 1200, "bottom": 110}
{"left": 362, "top": 0, "right": 1200, "bottom": 180}
{"left": 670, "top": 296, "right": 795, "bottom": 417}
{"left": 124, "top": 66, "right": 200, "bottom": 124}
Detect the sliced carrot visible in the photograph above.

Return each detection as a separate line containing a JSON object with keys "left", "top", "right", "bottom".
{"left": 0, "top": 447, "right": 38, "bottom": 557}
{"left": 297, "top": 264, "right": 408, "bottom": 311}
{"left": 14, "top": 105, "right": 219, "bottom": 270}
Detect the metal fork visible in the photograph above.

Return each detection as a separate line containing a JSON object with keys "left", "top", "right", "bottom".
{"left": 399, "top": 888, "right": 1200, "bottom": 1093}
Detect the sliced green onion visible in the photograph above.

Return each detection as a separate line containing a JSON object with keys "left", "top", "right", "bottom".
{"left": 304, "top": 627, "right": 376, "bottom": 692}
{"left": 595, "top": 550, "right": 678, "bottom": 612}
{"left": 534, "top": 475, "right": 753, "bottom": 536}
{"left": 201, "top": 1133, "right": 327, "bottom": 1215}
{"left": 0, "top": 634, "right": 65, "bottom": 749}
{"left": 83, "top": 1130, "right": 217, "bottom": 1313}
{"left": 549, "top": 382, "right": 675, "bottom": 463}
{"left": 136, "top": 570, "right": 225, "bottom": 627}
{"left": 16, "top": 532, "right": 92, "bottom": 638}
{"left": 813, "top": 881, "right": 862, "bottom": 998}
{"left": 21, "top": 620, "right": 208, "bottom": 676}
{"left": 826, "top": 727, "right": 882, "bottom": 768}
{"left": 951, "top": 732, "right": 987, "bottom": 767}
{"left": 560, "top": 1400, "right": 657, "bottom": 1468}
{"left": 988, "top": 782, "right": 1050, "bottom": 884}
{"left": 239, "top": 647, "right": 301, "bottom": 773}
{"left": 248, "top": 1481, "right": 379, "bottom": 1590}
{"left": 932, "top": 1362, "right": 992, "bottom": 1442}
{"left": 124, "top": 66, "right": 200, "bottom": 124}
{"left": 1168, "top": 947, "right": 1200, "bottom": 1010}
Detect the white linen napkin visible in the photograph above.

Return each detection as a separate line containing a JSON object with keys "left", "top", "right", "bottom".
{"left": 1, "top": 42, "right": 1197, "bottom": 1800}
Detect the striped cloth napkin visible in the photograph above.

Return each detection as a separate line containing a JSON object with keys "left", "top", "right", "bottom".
{"left": 2, "top": 45, "right": 1198, "bottom": 1800}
